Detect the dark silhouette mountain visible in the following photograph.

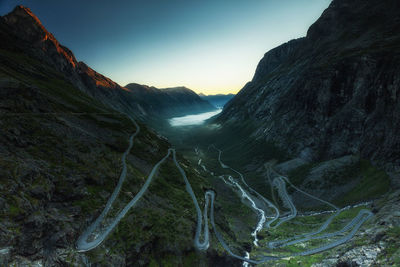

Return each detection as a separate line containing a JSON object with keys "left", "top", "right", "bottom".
{"left": 217, "top": 0, "right": 400, "bottom": 168}
{"left": 199, "top": 93, "right": 235, "bottom": 108}
{"left": 0, "top": 6, "right": 214, "bottom": 120}
{"left": 125, "top": 83, "right": 215, "bottom": 117}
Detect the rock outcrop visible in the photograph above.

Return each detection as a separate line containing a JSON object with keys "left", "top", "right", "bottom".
{"left": 217, "top": 0, "right": 400, "bottom": 169}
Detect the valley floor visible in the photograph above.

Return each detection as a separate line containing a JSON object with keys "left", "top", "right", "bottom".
{"left": 157, "top": 122, "right": 400, "bottom": 267}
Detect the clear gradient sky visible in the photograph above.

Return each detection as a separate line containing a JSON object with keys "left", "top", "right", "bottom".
{"left": 1, "top": 0, "right": 331, "bottom": 94}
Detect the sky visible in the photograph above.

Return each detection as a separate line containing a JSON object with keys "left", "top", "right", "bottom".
{"left": 0, "top": 0, "right": 331, "bottom": 94}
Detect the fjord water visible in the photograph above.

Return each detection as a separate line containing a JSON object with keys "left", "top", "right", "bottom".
{"left": 169, "top": 109, "right": 222, "bottom": 126}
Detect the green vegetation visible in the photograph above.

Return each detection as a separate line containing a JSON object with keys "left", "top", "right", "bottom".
{"left": 102, "top": 157, "right": 211, "bottom": 264}
{"left": 287, "top": 163, "right": 316, "bottom": 187}
{"left": 160, "top": 118, "right": 289, "bottom": 165}
{"left": 0, "top": 48, "right": 226, "bottom": 265}
{"left": 8, "top": 204, "right": 23, "bottom": 217}
{"left": 335, "top": 160, "right": 390, "bottom": 206}
{"left": 269, "top": 253, "right": 326, "bottom": 267}
{"left": 377, "top": 226, "right": 400, "bottom": 264}
{"left": 252, "top": 206, "right": 372, "bottom": 266}
{"left": 285, "top": 158, "right": 390, "bottom": 206}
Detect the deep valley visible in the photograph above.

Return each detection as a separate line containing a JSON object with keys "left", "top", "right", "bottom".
{"left": 1, "top": 1, "right": 400, "bottom": 266}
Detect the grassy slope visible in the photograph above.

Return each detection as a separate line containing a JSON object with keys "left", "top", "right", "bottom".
{"left": 0, "top": 49, "right": 239, "bottom": 266}
{"left": 287, "top": 159, "right": 390, "bottom": 207}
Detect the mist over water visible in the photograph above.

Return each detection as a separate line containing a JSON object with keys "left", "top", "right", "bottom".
{"left": 169, "top": 109, "right": 222, "bottom": 126}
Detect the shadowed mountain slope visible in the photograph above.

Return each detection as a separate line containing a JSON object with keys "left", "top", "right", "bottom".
{"left": 125, "top": 83, "right": 215, "bottom": 118}
{"left": 0, "top": 6, "right": 214, "bottom": 120}
{"left": 199, "top": 93, "right": 235, "bottom": 108}
{"left": 217, "top": 0, "right": 400, "bottom": 169}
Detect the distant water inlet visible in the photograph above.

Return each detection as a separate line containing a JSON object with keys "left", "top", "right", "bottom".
{"left": 169, "top": 109, "right": 222, "bottom": 126}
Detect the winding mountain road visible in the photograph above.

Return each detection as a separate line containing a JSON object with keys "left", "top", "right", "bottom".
{"left": 77, "top": 143, "right": 211, "bottom": 252}
{"left": 270, "top": 177, "right": 297, "bottom": 228}
{"left": 77, "top": 117, "right": 211, "bottom": 252}
{"left": 76, "top": 118, "right": 140, "bottom": 252}
{"left": 76, "top": 119, "right": 373, "bottom": 265}
{"left": 201, "top": 146, "right": 373, "bottom": 264}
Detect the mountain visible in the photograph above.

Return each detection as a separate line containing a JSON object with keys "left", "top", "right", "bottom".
{"left": 0, "top": 5, "right": 214, "bottom": 120}
{"left": 217, "top": 0, "right": 400, "bottom": 169}
{"left": 0, "top": 6, "right": 239, "bottom": 266}
{"left": 199, "top": 93, "right": 235, "bottom": 109}
{"left": 125, "top": 83, "right": 216, "bottom": 118}
{"left": 183, "top": 1, "right": 400, "bottom": 264}
{"left": 3, "top": 3, "right": 400, "bottom": 266}
{"left": 209, "top": 0, "right": 400, "bottom": 221}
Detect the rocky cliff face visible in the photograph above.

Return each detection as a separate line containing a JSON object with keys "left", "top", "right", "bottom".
{"left": 218, "top": 0, "right": 400, "bottom": 169}
{"left": 0, "top": 6, "right": 214, "bottom": 120}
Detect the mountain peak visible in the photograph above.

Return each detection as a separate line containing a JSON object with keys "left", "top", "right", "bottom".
{"left": 2, "top": 5, "right": 78, "bottom": 68}
{"left": 14, "top": 5, "right": 39, "bottom": 19}
{"left": 4, "top": 5, "right": 49, "bottom": 40}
